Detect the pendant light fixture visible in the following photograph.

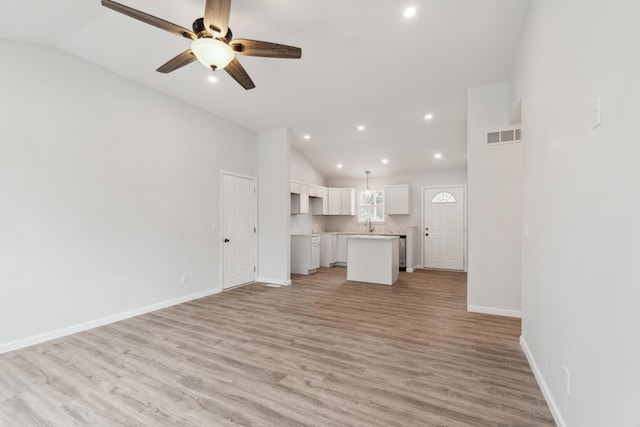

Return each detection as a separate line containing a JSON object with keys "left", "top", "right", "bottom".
{"left": 364, "top": 170, "right": 372, "bottom": 198}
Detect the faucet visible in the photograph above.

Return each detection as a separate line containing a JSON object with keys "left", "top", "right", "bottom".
{"left": 365, "top": 218, "right": 374, "bottom": 233}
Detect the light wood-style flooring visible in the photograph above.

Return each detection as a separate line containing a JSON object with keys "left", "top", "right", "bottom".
{"left": 0, "top": 268, "right": 554, "bottom": 426}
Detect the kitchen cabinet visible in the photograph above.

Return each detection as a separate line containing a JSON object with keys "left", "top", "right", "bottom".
{"left": 309, "top": 187, "right": 329, "bottom": 215}
{"left": 385, "top": 184, "right": 410, "bottom": 215}
{"left": 340, "top": 188, "right": 355, "bottom": 215}
{"left": 322, "top": 187, "right": 329, "bottom": 214}
{"left": 311, "top": 243, "right": 320, "bottom": 269}
{"left": 347, "top": 236, "right": 399, "bottom": 285}
{"left": 328, "top": 188, "right": 341, "bottom": 215}
{"left": 291, "top": 183, "right": 309, "bottom": 214}
{"left": 336, "top": 234, "right": 349, "bottom": 264}
{"left": 327, "top": 187, "right": 355, "bottom": 215}
{"left": 308, "top": 185, "right": 323, "bottom": 198}
{"left": 320, "top": 233, "right": 338, "bottom": 267}
{"left": 293, "top": 181, "right": 352, "bottom": 216}
{"left": 291, "top": 235, "right": 320, "bottom": 274}
{"left": 311, "top": 186, "right": 328, "bottom": 215}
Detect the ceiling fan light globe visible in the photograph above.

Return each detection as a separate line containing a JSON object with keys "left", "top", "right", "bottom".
{"left": 191, "top": 38, "right": 235, "bottom": 70}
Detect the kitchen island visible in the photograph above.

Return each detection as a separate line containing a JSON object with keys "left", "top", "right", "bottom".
{"left": 347, "top": 235, "right": 399, "bottom": 285}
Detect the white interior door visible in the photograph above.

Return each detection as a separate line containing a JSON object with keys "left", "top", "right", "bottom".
{"left": 223, "top": 173, "right": 256, "bottom": 289}
{"left": 423, "top": 186, "right": 464, "bottom": 270}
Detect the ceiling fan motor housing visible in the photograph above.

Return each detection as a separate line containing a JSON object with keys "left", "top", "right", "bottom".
{"left": 192, "top": 17, "right": 232, "bottom": 42}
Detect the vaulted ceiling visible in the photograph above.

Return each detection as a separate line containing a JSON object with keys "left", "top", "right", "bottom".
{"left": 0, "top": 0, "right": 530, "bottom": 179}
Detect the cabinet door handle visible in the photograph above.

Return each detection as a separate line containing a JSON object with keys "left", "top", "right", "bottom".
{"left": 425, "top": 233, "right": 429, "bottom": 237}
{"left": 224, "top": 238, "right": 230, "bottom": 243}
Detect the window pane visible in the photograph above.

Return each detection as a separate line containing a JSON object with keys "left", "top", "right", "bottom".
{"left": 359, "top": 190, "right": 385, "bottom": 222}
{"left": 361, "top": 207, "right": 374, "bottom": 220}
{"left": 374, "top": 207, "right": 384, "bottom": 221}
{"left": 431, "top": 191, "right": 456, "bottom": 204}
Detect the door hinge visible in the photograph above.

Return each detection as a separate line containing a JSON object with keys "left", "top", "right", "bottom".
{"left": 254, "top": 266, "right": 256, "bottom": 272}
{"left": 254, "top": 227, "right": 256, "bottom": 233}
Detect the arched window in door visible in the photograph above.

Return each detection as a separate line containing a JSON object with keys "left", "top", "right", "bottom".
{"left": 431, "top": 191, "right": 456, "bottom": 203}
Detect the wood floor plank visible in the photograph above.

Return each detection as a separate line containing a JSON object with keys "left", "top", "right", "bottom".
{"left": 0, "top": 267, "right": 555, "bottom": 426}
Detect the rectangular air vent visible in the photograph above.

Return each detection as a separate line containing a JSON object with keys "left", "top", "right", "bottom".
{"left": 486, "top": 125, "right": 522, "bottom": 145}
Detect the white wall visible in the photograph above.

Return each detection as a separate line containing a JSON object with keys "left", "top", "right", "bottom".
{"left": 512, "top": 1, "right": 640, "bottom": 426}
{"left": 290, "top": 148, "right": 326, "bottom": 235}
{"left": 326, "top": 170, "right": 467, "bottom": 265}
{"left": 290, "top": 148, "right": 326, "bottom": 185}
{"left": 0, "top": 41, "right": 257, "bottom": 352}
{"left": 257, "top": 128, "right": 291, "bottom": 285}
{"left": 467, "top": 82, "right": 523, "bottom": 318}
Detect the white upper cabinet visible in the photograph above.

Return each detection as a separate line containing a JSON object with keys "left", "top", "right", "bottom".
{"left": 308, "top": 185, "right": 322, "bottom": 198}
{"left": 328, "top": 188, "right": 341, "bottom": 215}
{"left": 293, "top": 180, "right": 354, "bottom": 216}
{"left": 321, "top": 187, "right": 329, "bottom": 214}
{"left": 291, "top": 181, "right": 310, "bottom": 214}
{"left": 340, "top": 188, "right": 355, "bottom": 215}
{"left": 299, "top": 184, "right": 309, "bottom": 214}
{"left": 327, "top": 187, "right": 354, "bottom": 216}
{"left": 385, "top": 184, "right": 410, "bottom": 215}
{"left": 311, "top": 186, "right": 329, "bottom": 215}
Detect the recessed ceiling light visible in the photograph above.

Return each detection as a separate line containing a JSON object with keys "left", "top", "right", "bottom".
{"left": 208, "top": 75, "right": 218, "bottom": 83}
{"left": 337, "top": 164, "right": 343, "bottom": 169}
{"left": 424, "top": 113, "right": 434, "bottom": 120}
{"left": 434, "top": 153, "right": 443, "bottom": 159}
{"left": 404, "top": 7, "right": 417, "bottom": 18}
{"left": 382, "top": 158, "right": 389, "bottom": 164}
{"left": 358, "top": 125, "right": 366, "bottom": 131}
{"left": 303, "top": 134, "right": 311, "bottom": 140}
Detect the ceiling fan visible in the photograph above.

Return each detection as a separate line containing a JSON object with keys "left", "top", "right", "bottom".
{"left": 101, "top": 0, "right": 302, "bottom": 90}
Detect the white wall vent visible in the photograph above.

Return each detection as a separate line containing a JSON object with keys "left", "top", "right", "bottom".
{"left": 486, "top": 125, "right": 522, "bottom": 145}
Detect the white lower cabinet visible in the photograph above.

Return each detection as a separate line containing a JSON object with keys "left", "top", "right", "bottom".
{"left": 291, "top": 235, "right": 320, "bottom": 275}
{"left": 336, "top": 235, "right": 349, "bottom": 264}
{"left": 320, "top": 233, "right": 338, "bottom": 267}
{"left": 311, "top": 242, "right": 320, "bottom": 269}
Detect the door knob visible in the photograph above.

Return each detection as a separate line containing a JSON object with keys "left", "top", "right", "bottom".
{"left": 224, "top": 238, "right": 230, "bottom": 243}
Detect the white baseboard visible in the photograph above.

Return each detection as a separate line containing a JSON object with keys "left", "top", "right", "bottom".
{"left": 0, "top": 287, "right": 221, "bottom": 355}
{"left": 467, "top": 305, "right": 522, "bottom": 318}
{"left": 257, "top": 277, "right": 292, "bottom": 286}
{"left": 520, "top": 336, "right": 566, "bottom": 427}
{"left": 406, "top": 268, "right": 414, "bottom": 273}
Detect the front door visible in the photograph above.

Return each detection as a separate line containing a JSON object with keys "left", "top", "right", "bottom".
{"left": 222, "top": 173, "right": 256, "bottom": 289}
{"left": 423, "top": 186, "right": 464, "bottom": 270}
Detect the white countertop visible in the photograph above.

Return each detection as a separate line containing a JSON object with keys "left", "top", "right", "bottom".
{"left": 347, "top": 235, "right": 399, "bottom": 240}
{"left": 320, "top": 232, "right": 406, "bottom": 236}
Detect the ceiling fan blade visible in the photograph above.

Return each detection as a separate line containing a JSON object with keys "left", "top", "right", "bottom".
{"left": 224, "top": 58, "right": 255, "bottom": 90}
{"left": 204, "top": 0, "right": 232, "bottom": 37}
{"left": 101, "top": 0, "right": 196, "bottom": 40}
{"left": 156, "top": 50, "right": 197, "bottom": 73}
{"left": 230, "top": 39, "right": 302, "bottom": 59}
